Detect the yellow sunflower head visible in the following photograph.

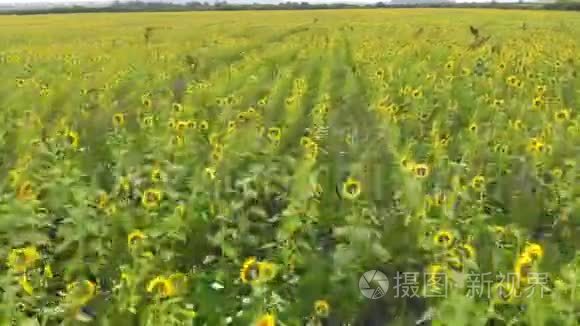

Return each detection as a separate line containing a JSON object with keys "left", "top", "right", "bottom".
{"left": 199, "top": 120, "right": 209, "bottom": 132}
{"left": 459, "top": 243, "right": 477, "bottom": 261}
{"left": 413, "top": 163, "right": 430, "bottom": 178}
{"left": 342, "top": 177, "right": 361, "bottom": 200}
{"left": 7, "top": 246, "right": 41, "bottom": 273}
{"left": 127, "top": 230, "right": 146, "bottom": 249}
{"left": 146, "top": 276, "right": 176, "bottom": 298}
{"left": 141, "top": 189, "right": 162, "bottom": 209}
{"left": 523, "top": 242, "right": 544, "bottom": 262}
{"left": 470, "top": 175, "right": 486, "bottom": 192}
{"left": 67, "top": 280, "right": 97, "bottom": 305}
{"left": 172, "top": 102, "right": 183, "bottom": 114}
{"left": 314, "top": 299, "right": 330, "bottom": 317}
{"left": 554, "top": 109, "right": 570, "bottom": 122}
{"left": 66, "top": 130, "right": 80, "bottom": 149}
{"left": 255, "top": 313, "right": 276, "bottom": 326}
{"left": 112, "top": 113, "right": 125, "bottom": 127}
{"left": 16, "top": 181, "right": 36, "bottom": 201}
{"left": 514, "top": 254, "right": 534, "bottom": 285}
{"left": 433, "top": 230, "right": 454, "bottom": 248}
{"left": 267, "top": 127, "right": 282, "bottom": 142}
{"left": 142, "top": 115, "right": 154, "bottom": 128}
{"left": 257, "top": 261, "right": 278, "bottom": 283}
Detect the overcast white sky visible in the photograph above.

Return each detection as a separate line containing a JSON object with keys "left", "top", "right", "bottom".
{"left": 0, "top": 0, "right": 512, "bottom": 3}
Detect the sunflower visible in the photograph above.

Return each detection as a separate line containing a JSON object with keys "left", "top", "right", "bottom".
{"left": 471, "top": 175, "right": 486, "bottom": 192}
{"left": 439, "top": 133, "right": 450, "bottom": 146}
{"left": 411, "top": 88, "right": 423, "bottom": 98}
{"left": 514, "top": 254, "right": 533, "bottom": 285}
{"left": 66, "top": 130, "right": 80, "bottom": 149}
{"left": 142, "top": 97, "right": 152, "bottom": 108}
{"left": 551, "top": 168, "right": 563, "bottom": 179}
{"left": 204, "top": 166, "right": 216, "bottom": 180}
{"left": 399, "top": 157, "right": 414, "bottom": 171}
{"left": 528, "top": 138, "right": 546, "bottom": 153}
{"left": 314, "top": 300, "right": 330, "bottom": 317}
{"left": 257, "top": 261, "right": 278, "bottom": 283}
{"left": 146, "top": 276, "right": 176, "bottom": 298}
{"left": 168, "top": 118, "right": 176, "bottom": 129}
{"left": 176, "top": 120, "right": 189, "bottom": 133}
{"left": 255, "top": 313, "right": 276, "bottom": 326}
{"left": 246, "top": 107, "right": 257, "bottom": 116}
{"left": 141, "top": 189, "right": 162, "bottom": 209}
{"left": 532, "top": 96, "right": 544, "bottom": 109}
{"left": 523, "top": 242, "right": 544, "bottom": 262}
{"left": 67, "top": 280, "right": 97, "bottom": 305}
{"left": 172, "top": 102, "right": 183, "bottom": 114}
{"left": 105, "top": 204, "right": 117, "bottom": 217}
{"left": 240, "top": 257, "right": 260, "bottom": 283}
{"left": 142, "top": 115, "right": 154, "bottom": 128}
{"left": 16, "top": 181, "right": 36, "bottom": 201}
{"left": 151, "top": 168, "right": 162, "bottom": 183}
{"left": 506, "top": 75, "right": 517, "bottom": 86}
{"left": 535, "top": 85, "right": 547, "bottom": 95}
{"left": 127, "top": 230, "right": 146, "bottom": 248}
{"left": 468, "top": 123, "right": 478, "bottom": 133}
{"left": 509, "top": 119, "right": 524, "bottom": 130}
{"left": 446, "top": 250, "right": 463, "bottom": 271}
{"left": 186, "top": 120, "right": 196, "bottom": 129}
{"left": 199, "top": 120, "right": 209, "bottom": 132}
{"left": 300, "top": 136, "right": 314, "bottom": 147}
{"left": 433, "top": 230, "right": 454, "bottom": 248}
{"left": 413, "top": 163, "right": 430, "bottom": 178}
{"left": 211, "top": 144, "right": 224, "bottom": 162}
{"left": 227, "top": 120, "right": 237, "bottom": 133}
{"left": 112, "top": 113, "right": 125, "bottom": 127}
{"left": 458, "top": 243, "right": 477, "bottom": 260}
{"left": 170, "top": 135, "right": 184, "bottom": 147}
{"left": 554, "top": 109, "right": 570, "bottom": 122}
{"left": 7, "top": 246, "right": 41, "bottom": 273}
{"left": 237, "top": 111, "right": 249, "bottom": 124}
{"left": 97, "top": 191, "right": 109, "bottom": 210}
{"left": 267, "top": 127, "right": 281, "bottom": 142}
{"left": 342, "top": 177, "right": 361, "bottom": 200}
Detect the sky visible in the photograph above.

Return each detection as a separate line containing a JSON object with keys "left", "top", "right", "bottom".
{"left": 0, "top": 0, "right": 108, "bottom": 2}
{"left": 0, "top": 0, "right": 524, "bottom": 4}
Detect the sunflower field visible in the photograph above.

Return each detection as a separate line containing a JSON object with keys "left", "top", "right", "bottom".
{"left": 0, "top": 8, "right": 579, "bottom": 326}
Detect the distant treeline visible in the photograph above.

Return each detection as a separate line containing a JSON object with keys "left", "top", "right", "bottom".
{"left": 1, "top": 1, "right": 579, "bottom": 15}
